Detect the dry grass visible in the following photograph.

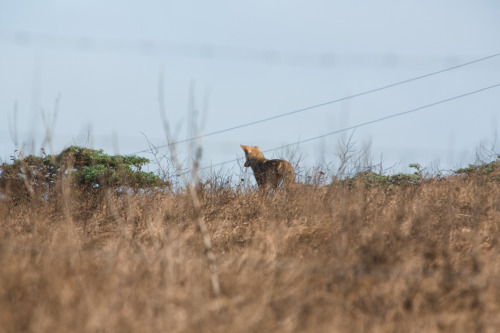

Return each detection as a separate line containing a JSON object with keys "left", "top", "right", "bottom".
{"left": 1, "top": 168, "right": 500, "bottom": 332}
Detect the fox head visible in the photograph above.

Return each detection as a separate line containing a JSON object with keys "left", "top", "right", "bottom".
{"left": 240, "top": 144, "right": 265, "bottom": 167}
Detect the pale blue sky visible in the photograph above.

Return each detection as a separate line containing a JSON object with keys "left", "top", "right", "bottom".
{"left": 1, "top": 1, "right": 499, "bottom": 177}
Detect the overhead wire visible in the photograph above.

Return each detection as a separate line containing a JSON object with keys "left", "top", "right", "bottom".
{"left": 194, "top": 82, "right": 500, "bottom": 172}
{"left": 128, "top": 52, "right": 500, "bottom": 155}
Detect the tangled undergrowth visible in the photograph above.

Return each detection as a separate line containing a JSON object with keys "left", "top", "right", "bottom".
{"left": 1, "top": 157, "right": 500, "bottom": 332}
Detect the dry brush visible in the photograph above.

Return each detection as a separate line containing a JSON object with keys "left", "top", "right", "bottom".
{"left": 1, "top": 162, "right": 500, "bottom": 332}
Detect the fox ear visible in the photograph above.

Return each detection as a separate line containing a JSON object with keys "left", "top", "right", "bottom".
{"left": 240, "top": 144, "right": 248, "bottom": 151}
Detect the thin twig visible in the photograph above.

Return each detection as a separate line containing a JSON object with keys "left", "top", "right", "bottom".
{"left": 158, "top": 68, "right": 221, "bottom": 308}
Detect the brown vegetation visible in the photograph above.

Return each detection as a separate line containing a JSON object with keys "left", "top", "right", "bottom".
{"left": 1, "top": 163, "right": 500, "bottom": 332}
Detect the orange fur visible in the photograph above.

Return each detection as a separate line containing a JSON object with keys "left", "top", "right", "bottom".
{"left": 240, "top": 145, "right": 294, "bottom": 190}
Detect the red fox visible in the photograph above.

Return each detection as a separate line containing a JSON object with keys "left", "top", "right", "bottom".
{"left": 240, "top": 145, "right": 294, "bottom": 190}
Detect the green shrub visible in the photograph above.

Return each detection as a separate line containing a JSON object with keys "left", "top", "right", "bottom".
{"left": 0, "top": 146, "right": 169, "bottom": 201}
{"left": 454, "top": 156, "right": 500, "bottom": 176}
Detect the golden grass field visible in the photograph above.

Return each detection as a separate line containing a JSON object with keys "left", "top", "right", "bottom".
{"left": 1, "top": 161, "right": 500, "bottom": 332}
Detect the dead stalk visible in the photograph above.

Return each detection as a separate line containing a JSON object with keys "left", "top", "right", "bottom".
{"left": 158, "top": 68, "right": 220, "bottom": 306}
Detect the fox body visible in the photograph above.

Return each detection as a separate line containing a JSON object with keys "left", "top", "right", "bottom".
{"left": 240, "top": 145, "right": 294, "bottom": 189}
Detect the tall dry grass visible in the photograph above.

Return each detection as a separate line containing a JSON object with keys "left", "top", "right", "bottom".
{"left": 1, "top": 164, "right": 500, "bottom": 332}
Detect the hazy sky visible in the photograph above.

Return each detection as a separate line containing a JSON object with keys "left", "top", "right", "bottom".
{"left": 1, "top": 1, "right": 499, "bottom": 177}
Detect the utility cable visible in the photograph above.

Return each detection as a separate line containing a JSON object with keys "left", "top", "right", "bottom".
{"left": 129, "top": 52, "right": 500, "bottom": 156}
{"left": 194, "top": 82, "right": 500, "bottom": 172}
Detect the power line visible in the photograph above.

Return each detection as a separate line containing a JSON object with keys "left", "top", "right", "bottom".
{"left": 129, "top": 52, "right": 500, "bottom": 155}
{"left": 195, "top": 82, "right": 500, "bottom": 172}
